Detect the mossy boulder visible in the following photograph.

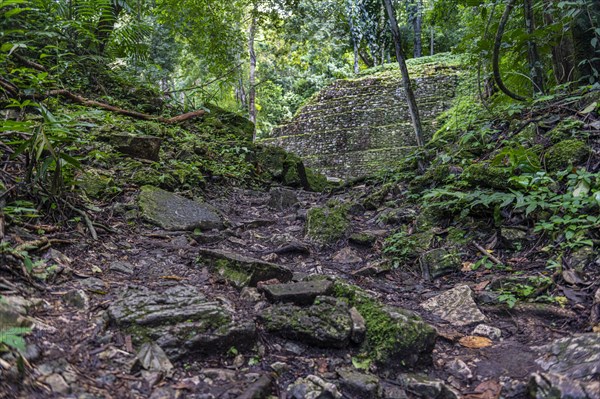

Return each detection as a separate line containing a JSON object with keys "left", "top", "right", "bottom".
{"left": 333, "top": 282, "right": 437, "bottom": 369}
{"left": 463, "top": 163, "right": 511, "bottom": 190}
{"left": 107, "top": 285, "right": 256, "bottom": 359}
{"left": 419, "top": 248, "right": 461, "bottom": 280}
{"left": 306, "top": 201, "right": 350, "bottom": 244}
{"left": 259, "top": 296, "right": 354, "bottom": 348}
{"left": 107, "top": 133, "right": 163, "bottom": 161}
{"left": 204, "top": 104, "right": 254, "bottom": 142}
{"left": 546, "top": 118, "right": 585, "bottom": 143}
{"left": 254, "top": 145, "right": 328, "bottom": 191}
{"left": 198, "top": 248, "right": 293, "bottom": 288}
{"left": 138, "top": 185, "right": 223, "bottom": 231}
{"left": 77, "top": 169, "right": 118, "bottom": 199}
{"left": 544, "top": 139, "right": 590, "bottom": 171}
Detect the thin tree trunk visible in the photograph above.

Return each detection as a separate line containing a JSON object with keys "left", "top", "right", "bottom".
{"left": 248, "top": 2, "right": 258, "bottom": 140}
{"left": 523, "top": 0, "right": 544, "bottom": 94}
{"left": 353, "top": 39, "right": 360, "bottom": 74}
{"left": 493, "top": 0, "right": 527, "bottom": 101}
{"left": 413, "top": 0, "right": 423, "bottom": 58}
{"left": 382, "top": 0, "right": 424, "bottom": 147}
{"left": 543, "top": 0, "right": 575, "bottom": 85}
{"left": 430, "top": 25, "right": 434, "bottom": 55}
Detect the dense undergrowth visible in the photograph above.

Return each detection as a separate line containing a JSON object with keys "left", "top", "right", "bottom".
{"left": 377, "top": 67, "right": 600, "bottom": 308}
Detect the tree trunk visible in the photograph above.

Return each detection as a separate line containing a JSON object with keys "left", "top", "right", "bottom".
{"left": 543, "top": 0, "right": 575, "bottom": 85}
{"left": 248, "top": 2, "right": 258, "bottom": 140}
{"left": 523, "top": 0, "right": 544, "bottom": 94}
{"left": 353, "top": 38, "right": 360, "bottom": 74}
{"left": 430, "top": 25, "right": 434, "bottom": 55}
{"left": 571, "top": 1, "right": 600, "bottom": 84}
{"left": 413, "top": 0, "right": 423, "bottom": 58}
{"left": 382, "top": 0, "right": 424, "bottom": 147}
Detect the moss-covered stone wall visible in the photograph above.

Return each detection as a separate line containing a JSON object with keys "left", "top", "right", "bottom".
{"left": 261, "top": 60, "right": 460, "bottom": 178}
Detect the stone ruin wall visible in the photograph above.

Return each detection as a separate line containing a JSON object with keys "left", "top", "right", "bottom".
{"left": 261, "top": 66, "right": 459, "bottom": 179}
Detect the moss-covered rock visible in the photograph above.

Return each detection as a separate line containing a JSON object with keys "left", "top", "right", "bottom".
{"left": 138, "top": 185, "right": 223, "bottom": 231}
{"left": 419, "top": 248, "right": 461, "bottom": 280}
{"left": 544, "top": 139, "right": 590, "bottom": 171}
{"left": 463, "top": 163, "right": 511, "bottom": 189}
{"left": 259, "top": 296, "right": 353, "bottom": 348}
{"left": 198, "top": 248, "right": 293, "bottom": 288}
{"left": 306, "top": 200, "right": 350, "bottom": 244}
{"left": 333, "top": 282, "right": 437, "bottom": 369}
{"left": 77, "top": 169, "right": 119, "bottom": 199}
{"left": 546, "top": 118, "right": 585, "bottom": 143}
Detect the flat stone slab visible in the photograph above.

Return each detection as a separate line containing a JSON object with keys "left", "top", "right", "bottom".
{"left": 421, "top": 285, "right": 486, "bottom": 326}
{"left": 108, "top": 133, "right": 162, "bottom": 161}
{"left": 198, "top": 248, "right": 293, "bottom": 288}
{"left": 138, "top": 185, "right": 224, "bottom": 231}
{"left": 260, "top": 280, "right": 333, "bottom": 305}
{"left": 529, "top": 333, "right": 600, "bottom": 399}
{"left": 259, "top": 296, "right": 353, "bottom": 348}
{"left": 107, "top": 285, "right": 256, "bottom": 359}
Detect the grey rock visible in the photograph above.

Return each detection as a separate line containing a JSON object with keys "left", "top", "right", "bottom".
{"left": 133, "top": 342, "right": 174, "bottom": 374}
{"left": 338, "top": 368, "right": 380, "bottom": 399}
{"left": 419, "top": 248, "right": 461, "bottom": 280}
{"left": 349, "top": 231, "right": 379, "bottom": 246}
{"left": 108, "top": 285, "right": 256, "bottom": 359}
{"left": 270, "top": 361, "right": 289, "bottom": 373}
{"left": 570, "top": 246, "right": 594, "bottom": 270}
{"left": 108, "top": 133, "right": 162, "bottom": 161}
{"left": 0, "top": 296, "right": 33, "bottom": 329}
{"left": 62, "top": 289, "right": 89, "bottom": 310}
{"left": 529, "top": 333, "right": 600, "bottom": 399}
{"left": 260, "top": 280, "right": 333, "bottom": 305}
{"left": 421, "top": 285, "right": 486, "bottom": 326}
{"left": 351, "top": 261, "right": 392, "bottom": 277}
{"left": 349, "top": 307, "right": 366, "bottom": 344}
{"left": 110, "top": 261, "right": 134, "bottom": 275}
{"left": 287, "top": 375, "right": 342, "bottom": 399}
{"left": 398, "top": 374, "right": 459, "bottom": 399}
{"left": 240, "top": 287, "right": 262, "bottom": 302}
{"left": 80, "top": 277, "right": 107, "bottom": 292}
{"left": 268, "top": 187, "right": 299, "bottom": 210}
{"left": 445, "top": 359, "right": 472, "bottom": 381}
{"left": 138, "top": 185, "right": 224, "bottom": 231}
{"left": 259, "top": 296, "right": 353, "bottom": 348}
{"left": 472, "top": 324, "right": 502, "bottom": 340}
{"left": 43, "top": 373, "right": 70, "bottom": 395}
{"left": 332, "top": 247, "right": 362, "bottom": 264}
{"left": 500, "top": 227, "right": 529, "bottom": 249}
{"left": 198, "top": 248, "right": 293, "bottom": 288}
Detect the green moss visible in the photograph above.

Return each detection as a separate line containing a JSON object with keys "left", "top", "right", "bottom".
{"left": 214, "top": 259, "right": 252, "bottom": 288}
{"left": 333, "top": 282, "right": 436, "bottom": 368}
{"left": 305, "top": 167, "right": 330, "bottom": 192}
{"left": 445, "top": 227, "right": 468, "bottom": 245}
{"left": 463, "top": 163, "right": 511, "bottom": 189}
{"left": 77, "top": 169, "right": 119, "bottom": 199}
{"left": 306, "top": 200, "right": 349, "bottom": 244}
{"left": 544, "top": 139, "right": 590, "bottom": 171}
{"left": 546, "top": 118, "right": 585, "bottom": 143}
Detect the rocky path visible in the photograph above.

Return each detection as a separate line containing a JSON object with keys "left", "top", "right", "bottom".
{"left": 1, "top": 185, "right": 599, "bottom": 399}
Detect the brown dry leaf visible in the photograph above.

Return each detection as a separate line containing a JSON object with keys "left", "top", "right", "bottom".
{"left": 464, "top": 379, "right": 501, "bottom": 399}
{"left": 159, "top": 275, "right": 185, "bottom": 281}
{"left": 473, "top": 280, "right": 490, "bottom": 292}
{"left": 462, "top": 262, "right": 473, "bottom": 272}
{"left": 459, "top": 336, "right": 492, "bottom": 349}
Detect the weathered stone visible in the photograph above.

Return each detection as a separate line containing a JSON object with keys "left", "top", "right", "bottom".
{"left": 332, "top": 247, "right": 362, "bottom": 264}
{"left": 0, "top": 296, "right": 35, "bottom": 330}
{"left": 267, "top": 187, "right": 299, "bottom": 210}
{"left": 529, "top": 372, "right": 599, "bottom": 399}
{"left": 259, "top": 296, "right": 353, "bottom": 348}
{"left": 80, "top": 277, "right": 106, "bottom": 292}
{"left": 349, "top": 307, "right": 366, "bottom": 344}
{"left": 260, "top": 280, "right": 333, "bottom": 305}
{"left": 570, "top": 246, "right": 594, "bottom": 270}
{"left": 108, "top": 133, "right": 162, "bottom": 161}
{"left": 349, "top": 231, "right": 379, "bottom": 246}
{"left": 261, "top": 58, "right": 460, "bottom": 178}
{"left": 333, "top": 282, "right": 437, "bottom": 368}
{"left": 198, "top": 248, "right": 293, "bottom": 288}
{"left": 133, "top": 342, "right": 174, "bottom": 374}
{"left": 351, "top": 261, "right": 392, "bottom": 277}
{"left": 398, "top": 374, "right": 459, "bottom": 399}
{"left": 109, "top": 261, "right": 134, "bottom": 275}
{"left": 306, "top": 201, "right": 349, "bottom": 244}
{"left": 287, "top": 375, "right": 342, "bottom": 399}
{"left": 107, "top": 285, "right": 256, "bottom": 359}
{"left": 42, "top": 373, "right": 70, "bottom": 395}
{"left": 62, "top": 289, "right": 89, "bottom": 310}
{"left": 445, "top": 359, "right": 473, "bottom": 381}
{"left": 500, "top": 227, "right": 529, "bottom": 249}
{"left": 77, "top": 168, "right": 117, "bottom": 199}
{"left": 544, "top": 139, "right": 590, "bottom": 171}
{"left": 338, "top": 368, "right": 380, "bottom": 399}
{"left": 420, "top": 285, "right": 486, "bottom": 326}
{"left": 138, "top": 186, "right": 223, "bottom": 231}
{"left": 529, "top": 333, "right": 600, "bottom": 399}
{"left": 472, "top": 324, "right": 502, "bottom": 340}
{"left": 419, "top": 248, "right": 461, "bottom": 280}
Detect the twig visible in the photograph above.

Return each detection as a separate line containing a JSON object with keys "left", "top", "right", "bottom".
{"left": 63, "top": 201, "right": 97, "bottom": 240}
{"left": 473, "top": 241, "right": 503, "bottom": 265}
